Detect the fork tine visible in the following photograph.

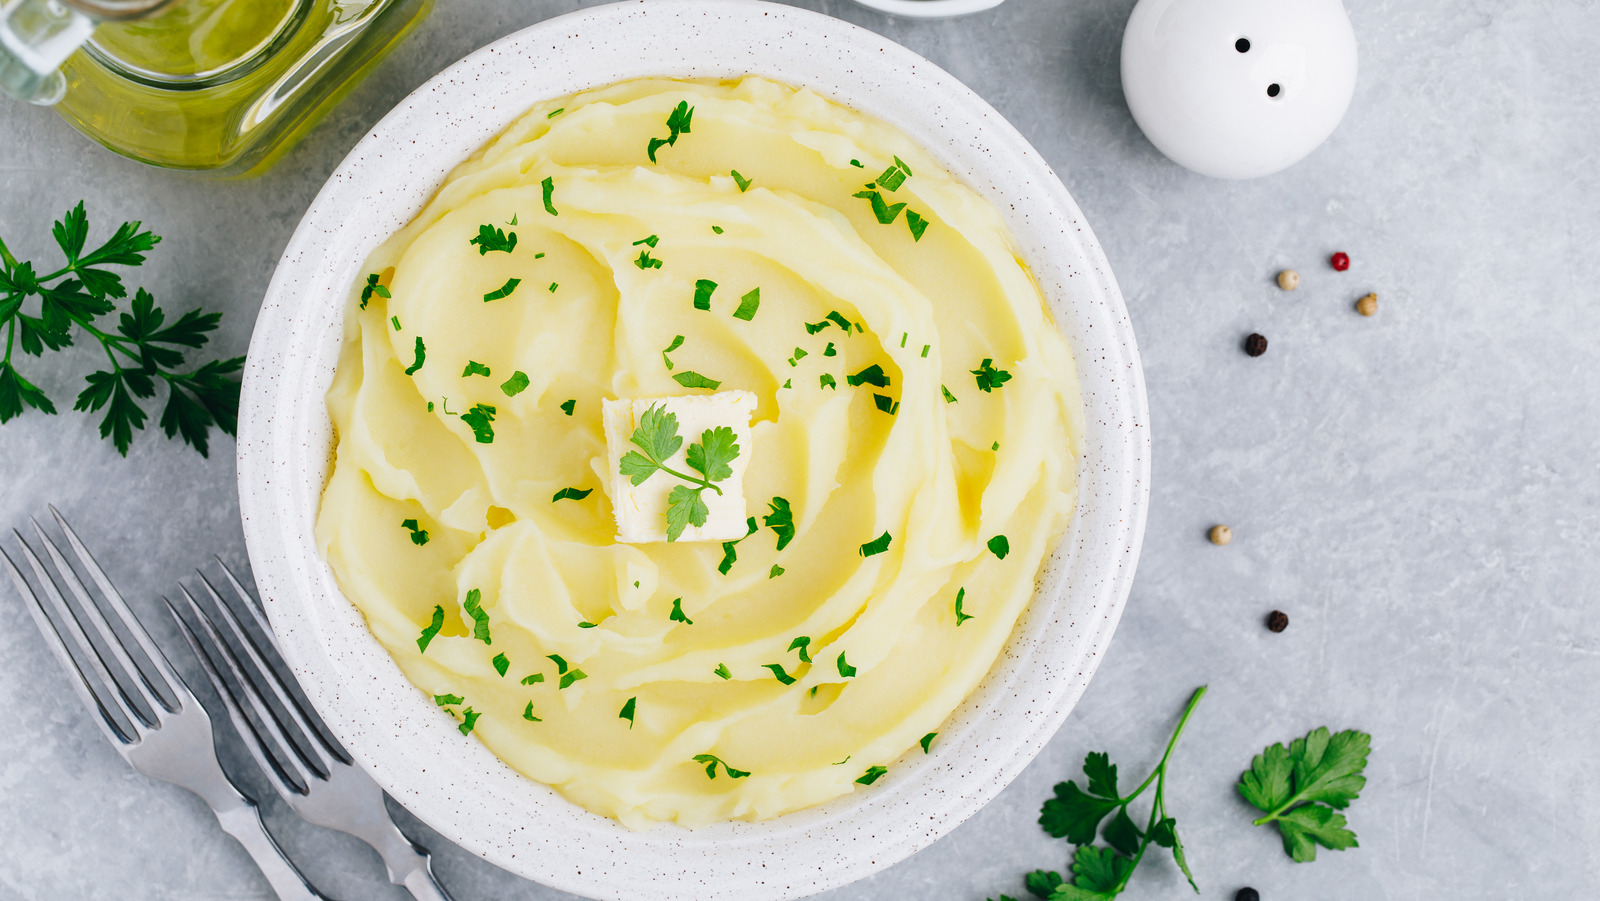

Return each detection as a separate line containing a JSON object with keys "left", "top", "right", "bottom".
{"left": 2, "top": 546, "right": 137, "bottom": 746}
{"left": 215, "top": 556, "right": 280, "bottom": 652}
{"left": 166, "top": 594, "right": 311, "bottom": 799}
{"left": 49, "top": 506, "right": 188, "bottom": 710}
{"left": 196, "top": 573, "right": 336, "bottom": 777}
{"left": 31, "top": 518, "right": 174, "bottom": 722}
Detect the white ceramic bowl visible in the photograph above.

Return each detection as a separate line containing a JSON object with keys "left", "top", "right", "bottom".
{"left": 847, "top": 0, "right": 1006, "bottom": 19}
{"left": 237, "top": 2, "right": 1149, "bottom": 899}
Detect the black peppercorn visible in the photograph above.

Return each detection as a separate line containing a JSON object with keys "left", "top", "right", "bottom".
{"left": 1236, "top": 889, "right": 1261, "bottom": 901}
{"left": 1245, "top": 333, "right": 1269, "bottom": 356}
{"left": 1266, "top": 610, "right": 1289, "bottom": 633}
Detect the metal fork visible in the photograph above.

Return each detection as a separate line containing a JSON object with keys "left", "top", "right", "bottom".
{"left": 167, "top": 561, "right": 452, "bottom": 901}
{"left": 0, "top": 509, "right": 332, "bottom": 901}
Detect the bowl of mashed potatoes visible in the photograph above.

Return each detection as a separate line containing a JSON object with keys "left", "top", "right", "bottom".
{"left": 237, "top": 2, "right": 1150, "bottom": 899}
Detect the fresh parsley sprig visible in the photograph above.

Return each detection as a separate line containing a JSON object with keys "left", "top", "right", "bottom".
{"left": 1238, "top": 726, "right": 1371, "bottom": 862}
{"left": 617, "top": 404, "right": 740, "bottom": 541}
{"left": 0, "top": 202, "right": 244, "bottom": 456}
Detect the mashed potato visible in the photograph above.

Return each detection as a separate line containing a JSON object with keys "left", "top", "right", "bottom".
{"left": 317, "top": 76, "right": 1082, "bottom": 828}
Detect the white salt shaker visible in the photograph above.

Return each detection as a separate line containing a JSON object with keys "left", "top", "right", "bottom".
{"left": 1121, "top": 0, "right": 1358, "bottom": 179}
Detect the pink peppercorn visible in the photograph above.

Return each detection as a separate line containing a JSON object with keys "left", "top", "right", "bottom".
{"left": 1330, "top": 251, "right": 1350, "bottom": 271}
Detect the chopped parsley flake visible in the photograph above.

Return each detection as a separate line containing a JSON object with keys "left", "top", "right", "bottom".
{"left": 522, "top": 702, "right": 541, "bottom": 722}
{"left": 764, "top": 497, "right": 795, "bottom": 550}
{"left": 462, "top": 588, "right": 491, "bottom": 644}
{"left": 559, "top": 669, "right": 587, "bottom": 689}
{"left": 547, "top": 107, "right": 564, "bottom": 118}
{"left": 693, "top": 753, "right": 749, "bottom": 779}
{"left": 856, "top": 765, "right": 888, "bottom": 785}
{"left": 541, "top": 177, "right": 558, "bottom": 215}
{"left": 693, "top": 278, "right": 717, "bottom": 311}
{"left": 942, "top": 385, "right": 958, "bottom": 403}
{"left": 560, "top": 399, "right": 576, "bottom": 416}
{"left": 763, "top": 663, "right": 797, "bottom": 685}
{"left": 492, "top": 652, "right": 510, "bottom": 677}
{"left": 462, "top": 360, "right": 491, "bottom": 378}
{"left": 548, "top": 282, "right": 558, "bottom": 293}
{"left": 672, "top": 370, "right": 721, "bottom": 390}
{"left": 792, "top": 347, "right": 808, "bottom": 362}
{"left": 714, "top": 663, "right": 732, "bottom": 680}
{"left": 521, "top": 673, "right": 545, "bottom": 685}
{"left": 788, "top": 636, "right": 813, "bottom": 664}
{"left": 461, "top": 403, "right": 496, "bottom": 443}
{"left": 823, "top": 342, "right": 837, "bottom": 357}
{"left": 619, "top": 697, "right": 636, "bottom": 728}
{"left": 920, "top": 732, "right": 937, "bottom": 753}
{"left": 712, "top": 225, "right": 724, "bottom": 234}
{"left": 805, "top": 319, "right": 830, "bottom": 335}
{"left": 434, "top": 693, "right": 463, "bottom": 706}
{"left": 552, "top": 487, "right": 593, "bottom": 502}
{"left": 827, "top": 311, "right": 856, "bottom": 332}
{"left": 730, "top": 170, "right": 752, "bottom": 192}
{"left": 854, "top": 189, "right": 906, "bottom": 224}
{"left": 635, "top": 249, "right": 663, "bottom": 270}
{"left": 457, "top": 707, "right": 480, "bottom": 735}
{"left": 873, "top": 393, "right": 898, "bottom": 415}
{"left": 901, "top": 333, "right": 907, "bottom": 348}
{"left": 391, "top": 315, "right": 401, "bottom": 330}
{"left": 848, "top": 364, "right": 889, "bottom": 387}
{"left": 534, "top": 252, "right": 545, "bottom": 258}
{"left": 988, "top": 535, "right": 1011, "bottom": 559}
{"left": 860, "top": 531, "right": 892, "bottom": 557}
{"left": 662, "top": 334, "right": 685, "bottom": 369}
{"left": 577, "top": 621, "right": 598, "bottom": 629}
{"left": 992, "top": 441, "right": 1000, "bottom": 451}
{"left": 501, "top": 371, "right": 529, "bottom": 397}
{"left": 404, "top": 337, "right": 426, "bottom": 375}
{"left": 769, "top": 564, "right": 784, "bottom": 578}
{"left": 955, "top": 587, "right": 974, "bottom": 625}
{"left": 972, "top": 358, "right": 1013, "bottom": 392}
{"left": 820, "top": 373, "right": 837, "bottom": 390}
{"left": 633, "top": 235, "right": 660, "bottom": 247}
{"left": 483, "top": 277, "right": 521, "bottom": 301}
{"left": 648, "top": 101, "right": 694, "bottom": 162}
{"left": 733, "top": 288, "right": 761, "bottom": 321}
{"left": 401, "top": 518, "right": 430, "bottom": 546}
{"left": 837, "top": 652, "right": 857, "bottom": 678}
{"left": 470, "top": 224, "right": 517, "bottom": 255}
{"left": 850, "top": 159, "right": 864, "bottom": 168}
{"left": 718, "top": 517, "right": 759, "bottom": 574}
{"left": 360, "top": 273, "right": 390, "bottom": 309}
{"left": 670, "top": 597, "right": 693, "bottom": 624}
{"left": 906, "top": 210, "right": 929, "bottom": 241}
{"left": 782, "top": 378, "right": 791, "bottom": 388}
{"left": 547, "top": 654, "right": 569, "bottom": 675}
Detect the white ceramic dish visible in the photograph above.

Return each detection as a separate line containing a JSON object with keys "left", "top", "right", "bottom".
{"left": 847, "top": 0, "right": 1006, "bottom": 19}
{"left": 236, "top": 2, "right": 1149, "bottom": 899}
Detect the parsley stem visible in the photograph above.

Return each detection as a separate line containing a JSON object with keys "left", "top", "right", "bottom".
{"left": 654, "top": 462, "right": 724, "bottom": 495}
{"left": 0, "top": 234, "right": 16, "bottom": 270}
{"left": 4, "top": 318, "right": 14, "bottom": 365}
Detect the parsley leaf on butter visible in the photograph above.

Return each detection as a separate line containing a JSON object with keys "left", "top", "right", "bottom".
{"left": 733, "top": 288, "right": 761, "bottom": 321}
{"left": 619, "top": 405, "right": 739, "bottom": 540}
{"left": 552, "top": 487, "right": 592, "bottom": 502}
{"left": 1239, "top": 727, "right": 1370, "bottom": 862}
{"left": 972, "top": 358, "right": 1013, "bottom": 392}
{"left": 469, "top": 224, "right": 517, "bottom": 255}
{"left": 461, "top": 403, "right": 496, "bottom": 443}
{"left": 764, "top": 497, "right": 795, "bottom": 550}
{"left": 859, "top": 531, "right": 892, "bottom": 557}
{"left": 404, "top": 337, "right": 426, "bottom": 375}
{"left": 483, "top": 277, "right": 520, "bottom": 301}
{"left": 661, "top": 334, "right": 685, "bottom": 369}
{"left": 501, "top": 371, "right": 529, "bottom": 397}
{"left": 462, "top": 589, "right": 491, "bottom": 644}
{"left": 416, "top": 605, "right": 444, "bottom": 652}
{"left": 670, "top": 597, "right": 693, "bottom": 624}
{"left": 400, "top": 518, "right": 429, "bottom": 546}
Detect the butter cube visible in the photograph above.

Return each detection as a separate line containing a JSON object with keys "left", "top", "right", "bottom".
{"left": 601, "top": 391, "right": 756, "bottom": 543}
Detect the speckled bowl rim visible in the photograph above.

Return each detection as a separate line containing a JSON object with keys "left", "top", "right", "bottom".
{"left": 236, "top": 2, "right": 1149, "bottom": 899}
{"left": 846, "top": 0, "right": 1006, "bottom": 20}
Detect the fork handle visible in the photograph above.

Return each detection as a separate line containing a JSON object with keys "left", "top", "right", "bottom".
{"left": 372, "top": 827, "right": 453, "bottom": 901}
{"left": 214, "top": 802, "right": 331, "bottom": 901}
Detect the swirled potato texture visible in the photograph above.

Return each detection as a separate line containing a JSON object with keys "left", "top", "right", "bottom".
{"left": 317, "top": 77, "right": 1082, "bottom": 828}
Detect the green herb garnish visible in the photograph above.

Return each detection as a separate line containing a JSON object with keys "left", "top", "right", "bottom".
{"left": 921, "top": 344, "right": 931, "bottom": 358}
{"left": 391, "top": 315, "right": 401, "bottom": 330}
{"left": 633, "top": 235, "right": 660, "bottom": 247}
{"left": 548, "top": 282, "right": 558, "bottom": 293}
{"left": 730, "top": 287, "right": 762, "bottom": 321}
{"left": 541, "top": 177, "right": 558, "bottom": 216}
{"left": 942, "top": 385, "right": 958, "bottom": 403}
{"left": 492, "top": 653, "right": 510, "bottom": 677}
{"left": 404, "top": 337, "right": 426, "bottom": 375}
{"left": 661, "top": 334, "right": 685, "bottom": 370}
{"left": 787, "top": 636, "right": 812, "bottom": 664}
{"left": 854, "top": 189, "right": 906, "bottom": 224}
{"left": 763, "top": 663, "right": 797, "bottom": 685}
{"left": 618, "top": 404, "right": 740, "bottom": 540}
{"left": 521, "top": 673, "right": 544, "bottom": 685}
{"left": 461, "top": 360, "right": 491, "bottom": 378}
{"left": 635, "top": 250, "right": 662, "bottom": 270}
{"left": 921, "top": 732, "right": 937, "bottom": 753}
{"left": 483, "top": 277, "right": 520, "bottom": 301}
{"left": 764, "top": 496, "right": 795, "bottom": 550}
{"left": 552, "top": 487, "right": 593, "bottom": 502}
{"left": 559, "top": 669, "right": 587, "bottom": 689}
{"left": 693, "top": 753, "right": 749, "bottom": 779}
{"left": 954, "top": 587, "right": 974, "bottom": 625}
{"left": 718, "top": 516, "right": 759, "bottom": 574}
{"left": 417, "top": 605, "right": 444, "bottom": 652}
{"left": 401, "top": 518, "right": 430, "bottom": 546}
{"left": 1239, "top": 727, "right": 1371, "bottom": 862}
{"left": 972, "top": 358, "right": 1013, "bottom": 392}
{"left": 693, "top": 278, "right": 717, "bottom": 311}
{"left": 873, "top": 393, "right": 898, "bottom": 415}
{"left": 501, "top": 371, "right": 529, "bottom": 397}
{"left": 648, "top": 101, "right": 694, "bottom": 162}
{"left": 859, "top": 531, "right": 892, "bottom": 557}
{"left": 730, "top": 170, "right": 752, "bottom": 192}
{"left": 672, "top": 370, "right": 721, "bottom": 390}
{"left": 461, "top": 403, "right": 496, "bottom": 443}
{"left": 670, "top": 597, "right": 693, "bottom": 624}
{"left": 361, "top": 273, "right": 390, "bottom": 309}
{"left": 856, "top": 765, "right": 888, "bottom": 786}
{"left": 547, "top": 654, "right": 568, "bottom": 674}
{"left": 619, "top": 697, "right": 637, "bottom": 728}
{"left": 988, "top": 535, "right": 1010, "bottom": 559}
{"left": 906, "top": 210, "right": 929, "bottom": 242}
{"left": 805, "top": 319, "right": 830, "bottom": 335}
{"left": 457, "top": 707, "right": 480, "bottom": 735}
{"left": 712, "top": 225, "right": 724, "bottom": 234}
{"left": 434, "top": 693, "right": 463, "bottom": 706}
{"left": 577, "top": 621, "right": 598, "bottom": 629}
{"left": 522, "top": 702, "right": 541, "bottom": 722}
{"left": 836, "top": 652, "right": 856, "bottom": 678}
{"left": 820, "top": 373, "right": 837, "bottom": 390}
{"left": 547, "top": 107, "right": 564, "bottom": 118}
{"left": 847, "top": 364, "right": 889, "bottom": 387}
{"left": 823, "top": 342, "right": 837, "bottom": 357}
{"left": 560, "top": 398, "right": 576, "bottom": 415}
{"left": 714, "top": 663, "right": 732, "bottom": 680}
{"left": 791, "top": 347, "right": 808, "bottom": 364}
{"left": 769, "top": 564, "right": 784, "bottom": 578}
{"left": 470, "top": 224, "right": 517, "bottom": 255}
{"left": 462, "top": 588, "right": 491, "bottom": 644}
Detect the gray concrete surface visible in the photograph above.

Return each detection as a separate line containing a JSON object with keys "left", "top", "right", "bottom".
{"left": 2, "top": 0, "right": 1597, "bottom": 898}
